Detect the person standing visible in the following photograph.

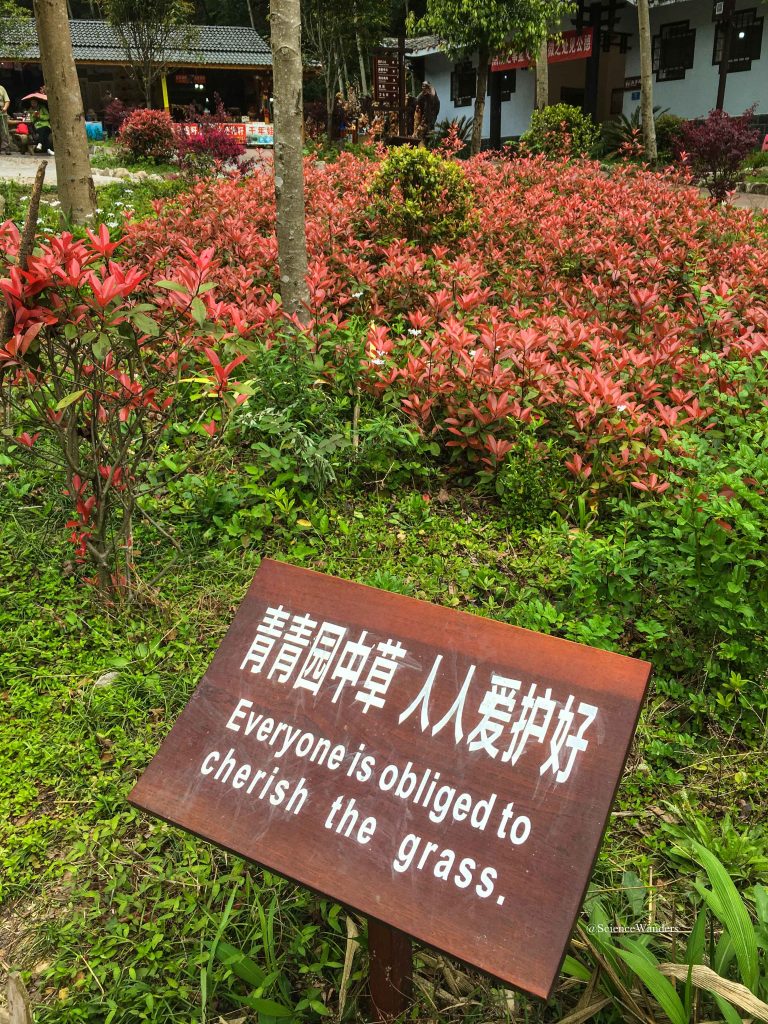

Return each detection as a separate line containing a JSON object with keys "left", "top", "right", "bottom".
{"left": 0, "top": 84, "right": 12, "bottom": 155}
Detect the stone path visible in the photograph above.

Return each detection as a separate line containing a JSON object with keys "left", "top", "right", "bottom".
{"left": 0, "top": 152, "right": 117, "bottom": 187}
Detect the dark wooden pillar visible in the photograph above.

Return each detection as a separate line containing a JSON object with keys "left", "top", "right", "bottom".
{"left": 489, "top": 70, "right": 502, "bottom": 149}
{"left": 716, "top": 0, "right": 736, "bottom": 110}
{"left": 368, "top": 918, "right": 412, "bottom": 1022}
{"left": 584, "top": 2, "right": 602, "bottom": 118}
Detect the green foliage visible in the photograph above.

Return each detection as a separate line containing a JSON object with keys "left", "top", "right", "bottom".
{"left": 0, "top": 179, "right": 186, "bottom": 236}
{"left": 602, "top": 105, "right": 669, "bottom": 160}
{"left": 419, "top": 0, "right": 575, "bottom": 61}
{"left": 3, "top": 158, "right": 768, "bottom": 1024}
{"left": 573, "top": 849, "right": 768, "bottom": 1022}
{"left": 521, "top": 103, "right": 601, "bottom": 158}
{"left": 486, "top": 420, "right": 565, "bottom": 526}
{"left": 368, "top": 146, "right": 474, "bottom": 243}
{"left": 102, "top": 0, "right": 197, "bottom": 104}
{"left": 0, "top": 0, "right": 31, "bottom": 57}
{"left": 743, "top": 150, "right": 768, "bottom": 172}
{"left": 655, "top": 112, "right": 685, "bottom": 161}
{"left": 659, "top": 799, "right": 768, "bottom": 886}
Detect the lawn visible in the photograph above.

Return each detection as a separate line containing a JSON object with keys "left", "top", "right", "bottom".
{"left": 1, "top": 148, "right": 767, "bottom": 1022}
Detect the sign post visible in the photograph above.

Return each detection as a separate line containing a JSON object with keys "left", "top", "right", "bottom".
{"left": 368, "top": 918, "right": 412, "bottom": 1021}
{"left": 130, "top": 559, "right": 650, "bottom": 1010}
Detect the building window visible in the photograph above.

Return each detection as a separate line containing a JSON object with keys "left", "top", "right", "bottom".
{"left": 713, "top": 9, "right": 763, "bottom": 71}
{"left": 652, "top": 21, "right": 696, "bottom": 81}
{"left": 450, "top": 62, "right": 475, "bottom": 107}
{"left": 560, "top": 86, "right": 585, "bottom": 107}
{"left": 486, "top": 69, "right": 516, "bottom": 101}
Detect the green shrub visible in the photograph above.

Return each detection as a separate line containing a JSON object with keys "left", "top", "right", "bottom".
{"left": 521, "top": 103, "right": 601, "bottom": 159}
{"left": 368, "top": 146, "right": 474, "bottom": 243}
{"left": 655, "top": 112, "right": 685, "bottom": 161}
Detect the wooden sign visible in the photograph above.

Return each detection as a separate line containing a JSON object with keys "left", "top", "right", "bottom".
{"left": 129, "top": 559, "right": 650, "bottom": 1000}
{"left": 373, "top": 53, "right": 401, "bottom": 109}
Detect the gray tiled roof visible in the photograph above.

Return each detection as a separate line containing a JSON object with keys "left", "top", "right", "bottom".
{"left": 2, "top": 19, "right": 271, "bottom": 67}
{"left": 382, "top": 35, "right": 444, "bottom": 57}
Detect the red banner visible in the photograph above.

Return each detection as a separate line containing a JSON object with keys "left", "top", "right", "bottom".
{"left": 492, "top": 28, "right": 594, "bottom": 71}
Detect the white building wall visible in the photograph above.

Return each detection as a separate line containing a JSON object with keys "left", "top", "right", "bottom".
{"left": 422, "top": 1, "right": 767, "bottom": 143}
{"left": 425, "top": 52, "right": 536, "bottom": 140}
{"left": 622, "top": 0, "right": 768, "bottom": 119}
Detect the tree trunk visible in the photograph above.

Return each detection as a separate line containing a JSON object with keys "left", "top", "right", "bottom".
{"left": 470, "top": 40, "right": 489, "bottom": 157}
{"left": 355, "top": 23, "right": 367, "bottom": 94}
{"left": 33, "top": 0, "right": 96, "bottom": 224}
{"left": 270, "top": 0, "right": 309, "bottom": 317}
{"left": 637, "top": 0, "right": 657, "bottom": 162}
{"left": 535, "top": 37, "right": 549, "bottom": 110}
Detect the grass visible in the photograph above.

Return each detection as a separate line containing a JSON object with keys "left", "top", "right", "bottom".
{"left": 89, "top": 139, "right": 179, "bottom": 177}
{"left": 0, "top": 177, "right": 187, "bottom": 236}
{"left": 2, "top": 456, "right": 766, "bottom": 1022}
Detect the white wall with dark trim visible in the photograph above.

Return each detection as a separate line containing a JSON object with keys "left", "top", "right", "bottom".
{"left": 418, "top": 1, "right": 767, "bottom": 143}
{"left": 621, "top": 0, "right": 767, "bottom": 119}
{"left": 423, "top": 51, "right": 536, "bottom": 140}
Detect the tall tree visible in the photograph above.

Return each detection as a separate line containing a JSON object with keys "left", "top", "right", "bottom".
{"left": 421, "top": 0, "right": 575, "bottom": 156}
{"left": 101, "top": 0, "right": 198, "bottom": 107}
{"left": 33, "top": 0, "right": 97, "bottom": 224}
{"left": 534, "top": 35, "right": 548, "bottom": 110}
{"left": 270, "top": 0, "right": 308, "bottom": 315}
{"left": 636, "top": 0, "right": 657, "bottom": 161}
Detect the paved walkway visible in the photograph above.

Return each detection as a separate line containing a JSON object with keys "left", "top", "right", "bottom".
{"left": 727, "top": 190, "right": 768, "bottom": 211}
{"left": 0, "top": 152, "right": 117, "bottom": 187}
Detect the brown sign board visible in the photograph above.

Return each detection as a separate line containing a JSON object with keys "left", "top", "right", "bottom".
{"left": 129, "top": 559, "right": 650, "bottom": 999}
{"left": 373, "top": 54, "right": 401, "bottom": 108}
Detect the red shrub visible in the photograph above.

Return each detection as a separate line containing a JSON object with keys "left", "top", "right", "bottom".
{"left": 103, "top": 98, "right": 134, "bottom": 133}
{"left": 177, "top": 123, "right": 245, "bottom": 164}
{"left": 118, "top": 154, "right": 768, "bottom": 498}
{"left": 0, "top": 222, "right": 248, "bottom": 588}
{"left": 118, "top": 108, "right": 176, "bottom": 163}
{"left": 681, "top": 107, "right": 760, "bottom": 201}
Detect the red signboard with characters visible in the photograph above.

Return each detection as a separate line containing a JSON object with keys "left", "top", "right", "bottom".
{"left": 493, "top": 28, "right": 594, "bottom": 71}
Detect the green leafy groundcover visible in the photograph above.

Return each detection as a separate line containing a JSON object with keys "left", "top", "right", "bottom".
{"left": 2, "top": 456, "right": 767, "bottom": 1021}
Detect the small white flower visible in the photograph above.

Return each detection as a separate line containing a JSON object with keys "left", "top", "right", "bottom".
{"left": 617, "top": 404, "right": 626, "bottom": 412}
{"left": 407, "top": 328, "right": 422, "bottom": 336}
{"left": 372, "top": 358, "right": 384, "bottom": 366}
{"left": 352, "top": 290, "right": 363, "bottom": 298}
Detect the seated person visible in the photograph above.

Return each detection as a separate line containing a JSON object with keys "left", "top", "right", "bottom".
{"left": 29, "top": 96, "right": 53, "bottom": 155}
